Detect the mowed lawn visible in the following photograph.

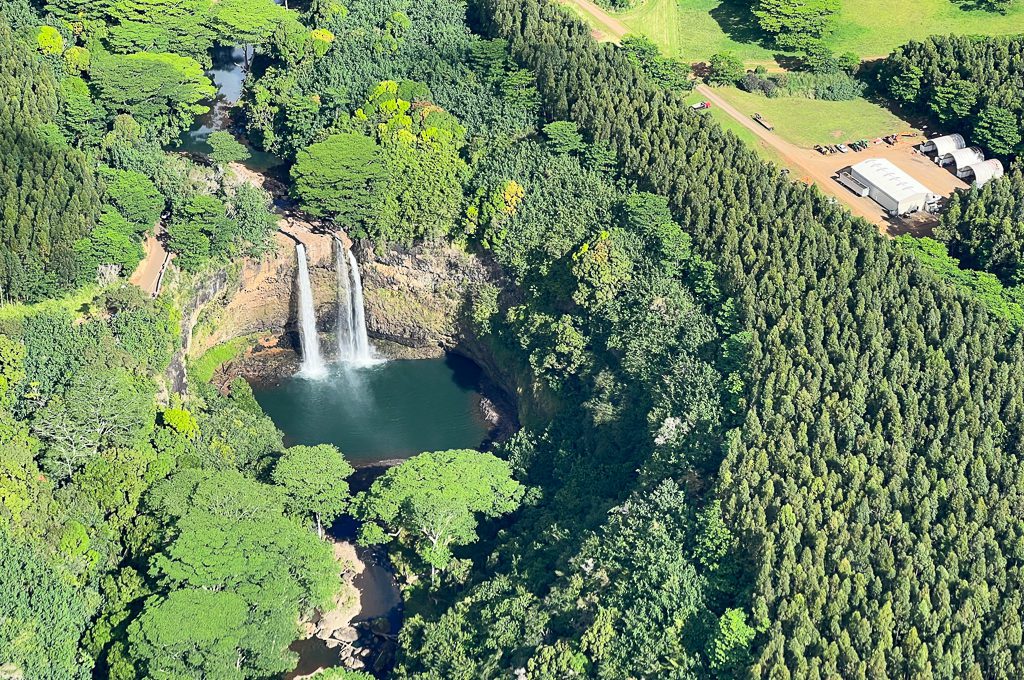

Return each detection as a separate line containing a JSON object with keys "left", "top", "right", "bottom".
{"left": 618, "top": 0, "right": 780, "bottom": 65}
{"left": 831, "top": 0, "right": 1024, "bottom": 58}
{"left": 711, "top": 87, "right": 913, "bottom": 147}
{"left": 615, "top": 0, "right": 1024, "bottom": 65}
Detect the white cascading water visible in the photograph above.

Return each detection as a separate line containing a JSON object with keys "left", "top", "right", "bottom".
{"left": 346, "top": 249, "right": 374, "bottom": 364}
{"left": 295, "top": 243, "right": 327, "bottom": 378}
{"left": 334, "top": 237, "right": 355, "bottom": 362}
{"left": 332, "top": 241, "right": 376, "bottom": 366}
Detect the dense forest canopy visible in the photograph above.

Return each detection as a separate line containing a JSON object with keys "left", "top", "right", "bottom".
{"left": 2, "top": 0, "right": 1024, "bottom": 678}
{"left": 880, "top": 35, "right": 1024, "bottom": 157}
{"left": 386, "top": 0, "right": 1024, "bottom": 677}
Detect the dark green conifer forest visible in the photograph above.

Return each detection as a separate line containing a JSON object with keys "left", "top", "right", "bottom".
{"left": 2, "top": 0, "right": 1024, "bottom": 678}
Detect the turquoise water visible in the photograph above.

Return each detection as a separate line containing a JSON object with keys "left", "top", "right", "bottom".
{"left": 251, "top": 355, "right": 491, "bottom": 466}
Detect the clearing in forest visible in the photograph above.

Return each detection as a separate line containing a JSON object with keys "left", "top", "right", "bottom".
{"left": 710, "top": 86, "right": 910, "bottom": 148}
{"left": 605, "top": 0, "right": 1024, "bottom": 64}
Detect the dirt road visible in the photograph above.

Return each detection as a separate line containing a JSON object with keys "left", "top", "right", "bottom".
{"left": 556, "top": 0, "right": 968, "bottom": 232}
{"left": 130, "top": 228, "right": 170, "bottom": 297}
{"left": 557, "top": 0, "right": 627, "bottom": 42}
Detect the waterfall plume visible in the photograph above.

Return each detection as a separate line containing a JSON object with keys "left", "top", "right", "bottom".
{"left": 333, "top": 238, "right": 376, "bottom": 366}
{"left": 295, "top": 243, "right": 327, "bottom": 378}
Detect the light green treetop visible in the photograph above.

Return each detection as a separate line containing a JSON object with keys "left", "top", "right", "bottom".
{"left": 272, "top": 443, "right": 354, "bottom": 538}
{"left": 356, "top": 449, "right": 525, "bottom": 582}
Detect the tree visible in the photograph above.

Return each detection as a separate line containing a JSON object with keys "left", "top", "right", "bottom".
{"left": 291, "top": 132, "right": 385, "bottom": 227}
{"left": 707, "top": 52, "right": 745, "bottom": 86}
{"left": 32, "top": 366, "right": 152, "bottom": 480}
{"left": 228, "top": 183, "right": 278, "bottom": 256}
{"left": 141, "top": 468, "right": 339, "bottom": 677}
{"left": 753, "top": 0, "right": 839, "bottom": 50}
{"left": 207, "top": 131, "right": 251, "bottom": 168}
{"left": 620, "top": 35, "right": 691, "bottom": 90}
{"left": 973, "top": 105, "right": 1021, "bottom": 156}
{"left": 356, "top": 449, "right": 524, "bottom": 582}
{"left": 102, "top": 168, "right": 164, "bottom": 233}
{"left": 166, "top": 220, "right": 210, "bottom": 272}
{"left": 167, "top": 194, "right": 239, "bottom": 271}
{"left": 929, "top": 79, "right": 978, "bottom": 123}
{"left": 90, "top": 51, "right": 215, "bottom": 140}
{"left": 209, "top": 0, "right": 292, "bottom": 66}
{"left": 104, "top": 0, "right": 216, "bottom": 62}
{"left": 0, "top": 534, "right": 93, "bottom": 678}
{"left": 272, "top": 444, "right": 354, "bottom": 538}
{"left": 710, "top": 609, "right": 756, "bottom": 677}
{"left": 542, "top": 120, "right": 585, "bottom": 155}
{"left": 125, "top": 589, "right": 249, "bottom": 680}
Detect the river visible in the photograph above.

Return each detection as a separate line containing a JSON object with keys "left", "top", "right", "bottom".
{"left": 169, "top": 44, "right": 283, "bottom": 172}
{"left": 181, "top": 23, "right": 495, "bottom": 677}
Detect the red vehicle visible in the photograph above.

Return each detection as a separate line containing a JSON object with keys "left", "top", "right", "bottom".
{"left": 690, "top": 101, "right": 712, "bottom": 110}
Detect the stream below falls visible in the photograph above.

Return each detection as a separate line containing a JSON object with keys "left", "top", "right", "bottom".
{"left": 252, "top": 355, "right": 495, "bottom": 677}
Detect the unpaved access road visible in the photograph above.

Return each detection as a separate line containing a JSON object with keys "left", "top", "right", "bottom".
{"left": 130, "top": 227, "right": 170, "bottom": 297}
{"left": 557, "top": 0, "right": 968, "bottom": 233}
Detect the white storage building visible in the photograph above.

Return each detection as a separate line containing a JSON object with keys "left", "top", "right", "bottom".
{"left": 962, "top": 159, "right": 1004, "bottom": 187}
{"left": 922, "top": 133, "right": 966, "bottom": 157}
{"left": 847, "top": 158, "right": 935, "bottom": 215}
{"left": 940, "top": 146, "right": 985, "bottom": 174}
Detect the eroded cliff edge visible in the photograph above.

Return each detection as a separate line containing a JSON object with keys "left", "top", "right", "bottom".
{"left": 176, "top": 229, "right": 524, "bottom": 430}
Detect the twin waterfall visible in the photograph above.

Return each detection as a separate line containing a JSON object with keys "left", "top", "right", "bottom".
{"left": 334, "top": 238, "right": 374, "bottom": 364}
{"left": 294, "top": 239, "right": 375, "bottom": 379}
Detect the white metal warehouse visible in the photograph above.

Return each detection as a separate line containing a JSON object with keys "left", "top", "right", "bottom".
{"left": 922, "top": 133, "right": 966, "bottom": 157}
{"left": 847, "top": 158, "right": 936, "bottom": 216}
{"left": 963, "top": 159, "right": 1004, "bottom": 187}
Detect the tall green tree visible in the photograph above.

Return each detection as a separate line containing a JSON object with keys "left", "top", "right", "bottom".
{"left": 356, "top": 449, "right": 524, "bottom": 582}
{"left": 291, "top": 132, "right": 385, "bottom": 228}
{"left": 753, "top": 0, "right": 839, "bottom": 50}
{"left": 90, "top": 51, "right": 215, "bottom": 140}
{"left": 272, "top": 444, "right": 354, "bottom": 538}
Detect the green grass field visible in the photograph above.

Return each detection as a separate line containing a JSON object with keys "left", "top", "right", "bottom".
{"left": 711, "top": 86, "right": 912, "bottom": 146}
{"left": 615, "top": 0, "right": 1024, "bottom": 65}
{"left": 618, "top": 0, "right": 781, "bottom": 65}
{"left": 831, "top": 0, "right": 1024, "bottom": 58}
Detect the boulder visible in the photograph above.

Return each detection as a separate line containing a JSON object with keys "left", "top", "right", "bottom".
{"left": 333, "top": 626, "right": 359, "bottom": 643}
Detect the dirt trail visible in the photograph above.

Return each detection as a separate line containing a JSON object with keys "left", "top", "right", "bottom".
{"left": 558, "top": 0, "right": 628, "bottom": 42}
{"left": 130, "top": 227, "right": 170, "bottom": 297}
{"left": 556, "top": 0, "right": 969, "bottom": 233}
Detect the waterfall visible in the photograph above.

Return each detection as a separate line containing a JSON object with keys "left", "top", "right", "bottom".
{"left": 333, "top": 239, "right": 376, "bottom": 366}
{"left": 295, "top": 244, "right": 327, "bottom": 378}
{"left": 348, "top": 249, "right": 374, "bottom": 363}
{"left": 334, "top": 238, "right": 355, "bottom": 361}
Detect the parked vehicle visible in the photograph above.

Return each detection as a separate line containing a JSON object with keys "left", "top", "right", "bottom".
{"left": 753, "top": 113, "right": 774, "bottom": 131}
{"left": 690, "top": 101, "right": 712, "bottom": 110}
{"left": 838, "top": 144, "right": 850, "bottom": 153}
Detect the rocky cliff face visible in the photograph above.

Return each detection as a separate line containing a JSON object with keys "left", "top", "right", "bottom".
{"left": 187, "top": 232, "right": 495, "bottom": 363}
{"left": 188, "top": 230, "right": 335, "bottom": 360}
{"left": 357, "top": 241, "right": 491, "bottom": 358}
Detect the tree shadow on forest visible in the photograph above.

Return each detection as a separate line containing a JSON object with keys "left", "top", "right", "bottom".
{"left": 707, "top": 0, "right": 775, "bottom": 52}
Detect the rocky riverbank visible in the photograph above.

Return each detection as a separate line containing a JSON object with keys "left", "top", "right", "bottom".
{"left": 289, "top": 541, "right": 400, "bottom": 678}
